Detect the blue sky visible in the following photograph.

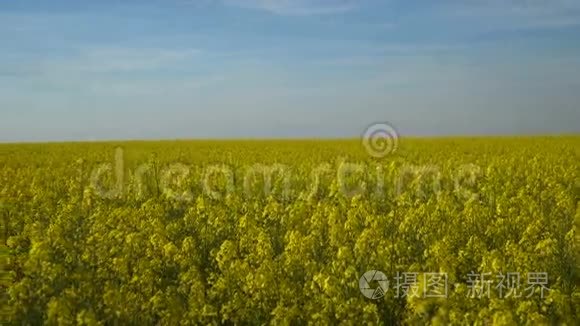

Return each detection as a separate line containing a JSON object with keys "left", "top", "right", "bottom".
{"left": 1, "top": 0, "right": 579, "bottom": 141}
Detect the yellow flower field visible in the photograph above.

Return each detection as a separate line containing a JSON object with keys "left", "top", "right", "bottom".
{"left": 1, "top": 137, "right": 578, "bottom": 325}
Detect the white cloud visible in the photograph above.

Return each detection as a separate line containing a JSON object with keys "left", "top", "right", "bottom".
{"left": 58, "top": 46, "right": 202, "bottom": 73}
{"left": 85, "top": 75, "right": 224, "bottom": 96}
{"left": 223, "top": 0, "right": 359, "bottom": 15}
{"left": 448, "top": 0, "right": 580, "bottom": 30}
{"left": 1, "top": 46, "right": 202, "bottom": 77}
{"left": 0, "top": 46, "right": 221, "bottom": 96}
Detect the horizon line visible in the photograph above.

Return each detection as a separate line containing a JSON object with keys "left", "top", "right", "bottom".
{"left": 1, "top": 133, "right": 579, "bottom": 145}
